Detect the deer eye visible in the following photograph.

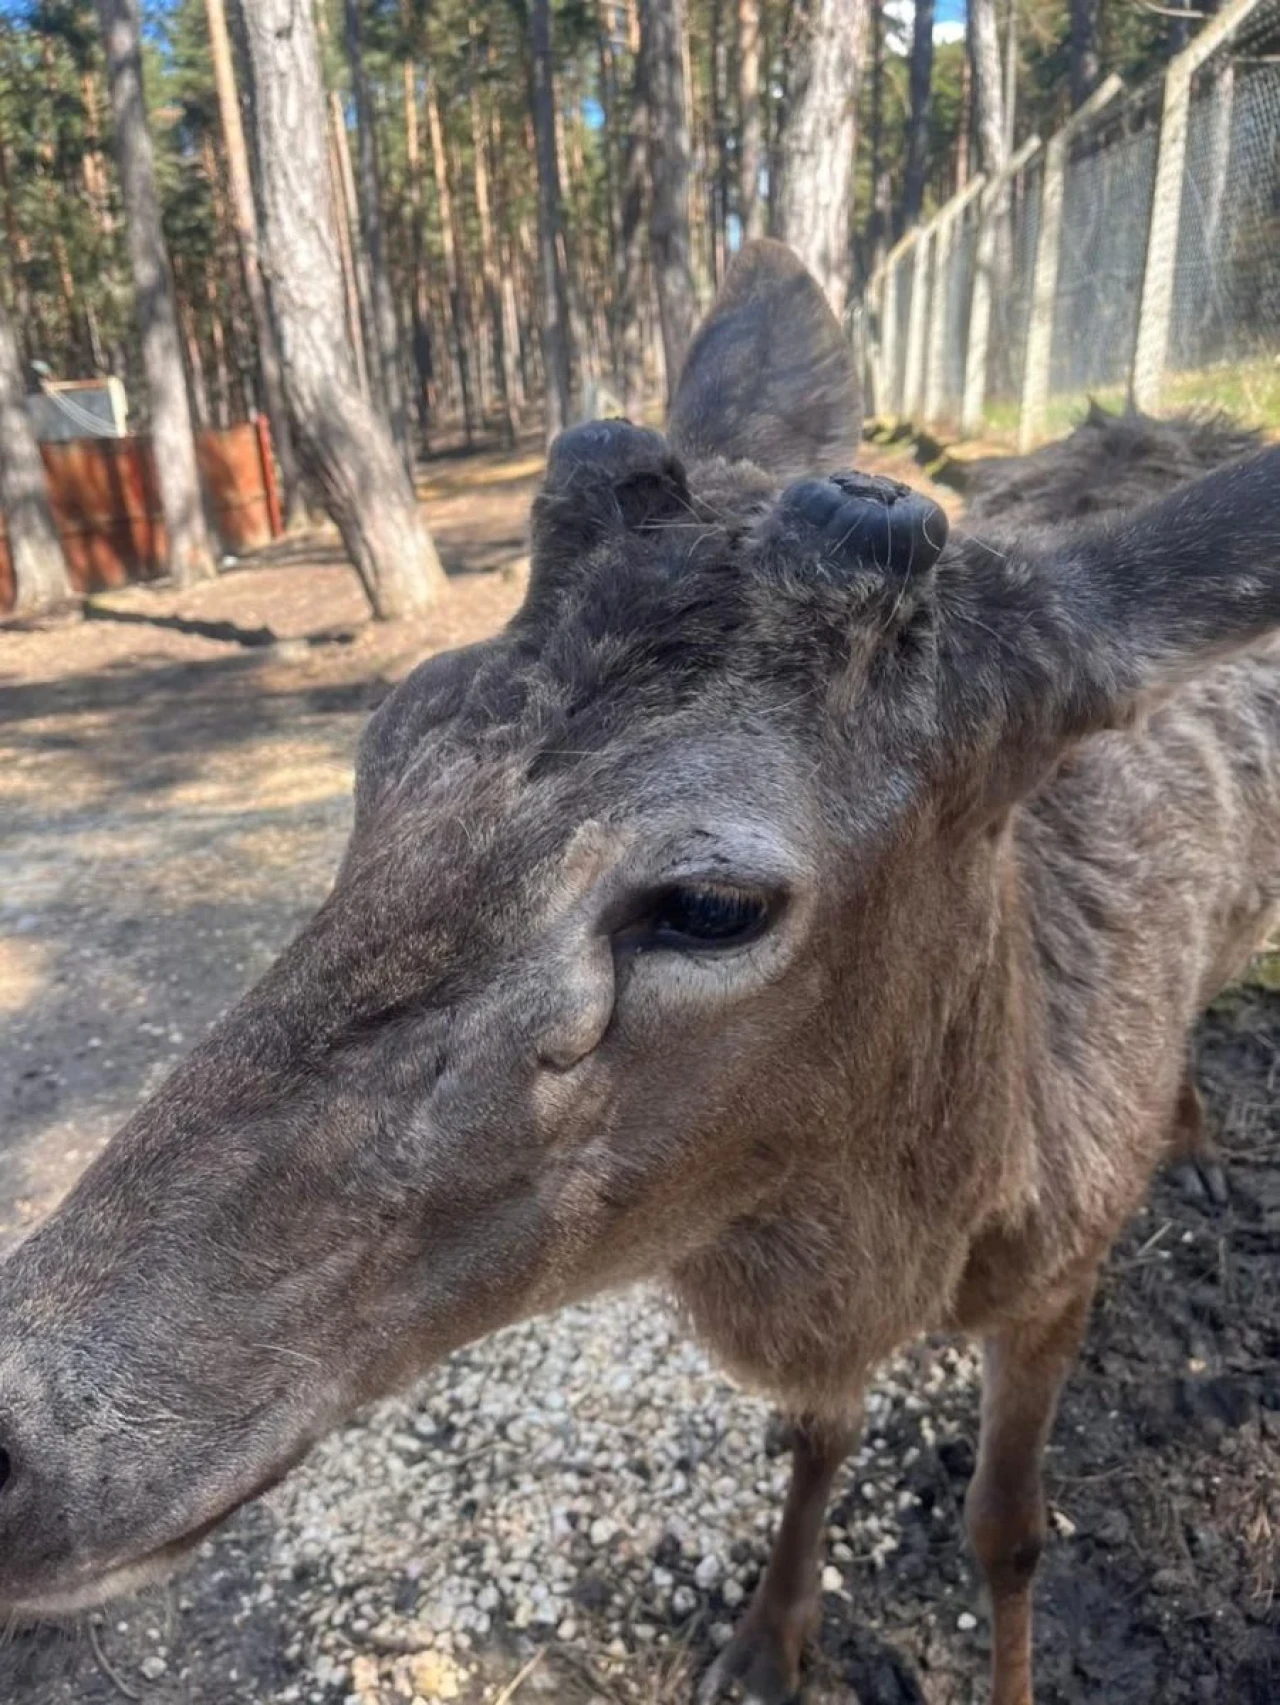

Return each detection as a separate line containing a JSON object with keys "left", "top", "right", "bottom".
{"left": 625, "top": 883, "right": 774, "bottom": 951}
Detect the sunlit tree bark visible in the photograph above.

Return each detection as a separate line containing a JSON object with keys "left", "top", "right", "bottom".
{"left": 98, "top": 0, "right": 216, "bottom": 587}
{"left": 241, "top": 0, "right": 446, "bottom": 618}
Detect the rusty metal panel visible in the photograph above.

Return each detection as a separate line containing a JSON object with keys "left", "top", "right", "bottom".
{"left": 197, "top": 420, "right": 276, "bottom": 555}
{"left": 0, "top": 421, "right": 282, "bottom": 614}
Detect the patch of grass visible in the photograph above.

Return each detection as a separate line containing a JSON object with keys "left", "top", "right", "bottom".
{"left": 1240, "top": 948, "right": 1280, "bottom": 993}
{"left": 955, "top": 355, "right": 1280, "bottom": 450}
{"left": 1162, "top": 356, "right": 1280, "bottom": 433}
{"left": 979, "top": 398, "right": 1023, "bottom": 441}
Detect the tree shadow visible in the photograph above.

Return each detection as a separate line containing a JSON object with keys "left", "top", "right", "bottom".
{"left": 0, "top": 644, "right": 380, "bottom": 1243}
{"left": 84, "top": 604, "right": 278, "bottom": 648}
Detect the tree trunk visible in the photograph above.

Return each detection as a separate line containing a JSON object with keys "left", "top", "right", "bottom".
{"left": 80, "top": 71, "right": 115, "bottom": 237}
{"left": 969, "top": 0, "right": 1011, "bottom": 347}
{"left": 640, "top": 0, "right": 697, "bottom": 394}
{"left": 180, "top": 290, "right": 211, "bottom": 430}
{"left": 487, "top": 100, "right": 528, "bottom": 413}
{"left": 515, "top": 208, "right": 541, "bottom": 400}
{"left": 199, "top": 132, "right": 243, "bottom": 425}
{"left": 344, "top": 0, "right": 411, "bottom": 472}
{"left": 901, "top": 0, "right": 934, "bottom": 230}
{"left": 0, "top": 299, "right": 72, "bottom": 613}
{"left": 468, "top": 28, "right": 518, "bottom": 443}
{"left": 326, "top": 122, "right": 370, "bottom": 398}
{"left": 335, "top": 114, "right": 378, "bottom": 388}
{"left": 595, "top": 0, "right": 622, "bottom": 370}
{"left": 556, "top": 67, "right": 599, "bottom": 396}
{"left": 866, "top": 0, "right": 890, "bottom": 271}
{"left": 616, "top": 18, "right": 650, "bottom": 413}
{"left": 425, "top": 71, "right": 479, "bottom": 445}
{"left": 1069, "top": 0, "right": 1100, "bottom": 109}
{"left": 529, "top": 0, "right": 574, "bottom": 440}
{"left": 737, "top": 0, "right": 765, "bottom": 241}
{"left": 240, "top": 0, "right": 446, "bottom": 619}
{"left": 0, "top": 119, "right": 36, "bottom": 353}
{"left": 204, "top": 0, "right": 303, "bottom": 523}
{"left": 765, "top": 0, "right": 788, "bottom": 230}
{"left": 400, "top": 36, "right": 433, "bottom": 448}
{"left": 710, "top": 0, "right": 730, "bottom": 284}
{"left": 319, "top": 0, "right": 378, "bottom": 406}
{"left": 968, "top": 0, "right": 1007, "bottom": 177}
{"left": 206, "top": 271, "right": 232, "bottom": 430}
{"left": 98, "top": 0, "right": 216, "bottom": 587}
{"left": 683, "top": 17, "right": 711, "bottom": 297}
{"left": 38, "top": 37, "right": 89, "bottom": 373}
{"left": 776, "top": 0, "right": 869, "bottom": 321}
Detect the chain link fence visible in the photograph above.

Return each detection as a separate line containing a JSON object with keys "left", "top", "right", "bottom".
{"left": 1171, "top": 13, "right": 1280, "bottom": 383}
{"left": 926, "top": 186, "right": 983, "bottom": 423}
{"left": 987, "top": 153, "right": 1042, "bottom": 416}
{"left": 864, "top": 0, "right": 1280, "bottom": 444}
{"left": 1051, "top": 89, "right": 1162, "bottom": 399}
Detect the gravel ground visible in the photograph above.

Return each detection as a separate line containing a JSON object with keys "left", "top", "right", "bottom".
{"left": 1, "top": 440, "right": 1276, "bottom": 1705}
{"left": 259, "top": 1302, "right": 981, "bottom": 1705}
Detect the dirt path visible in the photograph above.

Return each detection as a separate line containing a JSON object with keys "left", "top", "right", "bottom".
{"left": 1, "top": 439, "right": 1276, "bottom": 1705}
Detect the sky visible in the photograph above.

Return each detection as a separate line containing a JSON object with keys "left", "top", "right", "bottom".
{"left": 887, "top": 0, "right": 968, "bottom": 44}
{"left": 935, "top": 0, "right": 968, "bottom": 42}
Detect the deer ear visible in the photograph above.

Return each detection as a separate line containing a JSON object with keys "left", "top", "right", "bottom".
{"left": 933, "top": 448, "right": 1280, "bottom": 808}
{"left": 668, "top": 240, "right": 862, "bottom": 484}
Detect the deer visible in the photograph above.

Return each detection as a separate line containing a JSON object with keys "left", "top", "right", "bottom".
{"left": 0, "top": 240, "right": 1277, "bottom": 1705}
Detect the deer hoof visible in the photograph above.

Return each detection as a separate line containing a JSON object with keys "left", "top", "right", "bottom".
{"left": 1170, "top": 1157, "right": 1229, "bottom": 1208}
{"left": 696, "top": 1618, "right": 805, "bottom": 1704}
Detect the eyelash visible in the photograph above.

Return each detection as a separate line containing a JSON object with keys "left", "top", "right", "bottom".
{"left": 619, "top": 883, "right": 774, "bottom": 951}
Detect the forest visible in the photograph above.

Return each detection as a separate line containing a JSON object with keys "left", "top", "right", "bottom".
{"left": 0, "top": 0, "right": 1231, "bottom": 617}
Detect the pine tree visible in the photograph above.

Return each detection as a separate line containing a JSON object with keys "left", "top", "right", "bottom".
{"left": 240, "top": 0, "right": 446, "bottom": 617}
{"left": 777, "top": 0, "right": 870, "bottom": 319}
{"left": 344, "top": 0, "right": 412, "bottom": 468}
{"left": 97, "top": 0, "right": 216, "bottom": 586}
{"left": 0, "top": 296, "right": 72, "bottom": 612}
{"left": 528, "top": 0, "right": 573, "bottom": 438}
{"left": 902, "top": 0, "right": 934, "bottom": 229}
{"left": 203, "top": 0, "right": 303, "bottom": 523}
{"left": 640, "top": 0, "right": 697, "bottom": 391}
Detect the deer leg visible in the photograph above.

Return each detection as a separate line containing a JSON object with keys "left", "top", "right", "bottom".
{"left": 965, "top": 1279, "right": 1095, "bottom": 1705}
{"left": 698, "top": 1409, "right": 859, "bottom": 1705}
{"left": 1167, "top": 1069, "right": 1228, "bottom": 1207}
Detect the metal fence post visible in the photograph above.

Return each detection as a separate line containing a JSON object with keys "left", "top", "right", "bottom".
{"left": 878, "top": 228, "right": 917, "bottom": 418}
{"left": 962, "top": 139, "right": 1040, "bottom": 436}
{"left": 866, "top": 265, "right": 889, "bottom": 419}
{"left": 875, "top": 267, "right": 891, "bottom": 417}
{"left": 922, "top": 221, "right": 953, "bottom": 426}
{"left": 901, "top": 223, "right": 934, "bottom": 421}
{"left": 1019, "top": 75, "right": 1123, "bottom": 451}
{"left": 1132, "top": 0, "right": 1259, "bottom": 411}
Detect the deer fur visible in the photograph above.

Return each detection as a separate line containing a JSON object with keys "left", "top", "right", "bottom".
{"left": 0, "top": 242, "right": 1277, "bottom": 1705}
{"left": 963, "top": 397, "right": 1265, "bottom": 529}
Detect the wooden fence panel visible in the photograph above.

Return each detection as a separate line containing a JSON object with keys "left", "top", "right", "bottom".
{"left": 0, "top": 419, "right": 281, "bottom": 614}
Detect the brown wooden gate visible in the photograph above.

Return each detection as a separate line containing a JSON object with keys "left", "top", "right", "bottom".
{"left": 0, "top": 417, "right": 283, "bottom": 613}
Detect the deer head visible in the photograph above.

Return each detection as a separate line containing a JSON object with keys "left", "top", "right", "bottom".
{"left": 0, "top": 240, "right": 1276, "bottom": 1616}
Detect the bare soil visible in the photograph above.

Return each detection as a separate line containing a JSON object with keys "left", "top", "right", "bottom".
{"left": 0, "top": 438, "right": 1276, "bottom": 1704}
